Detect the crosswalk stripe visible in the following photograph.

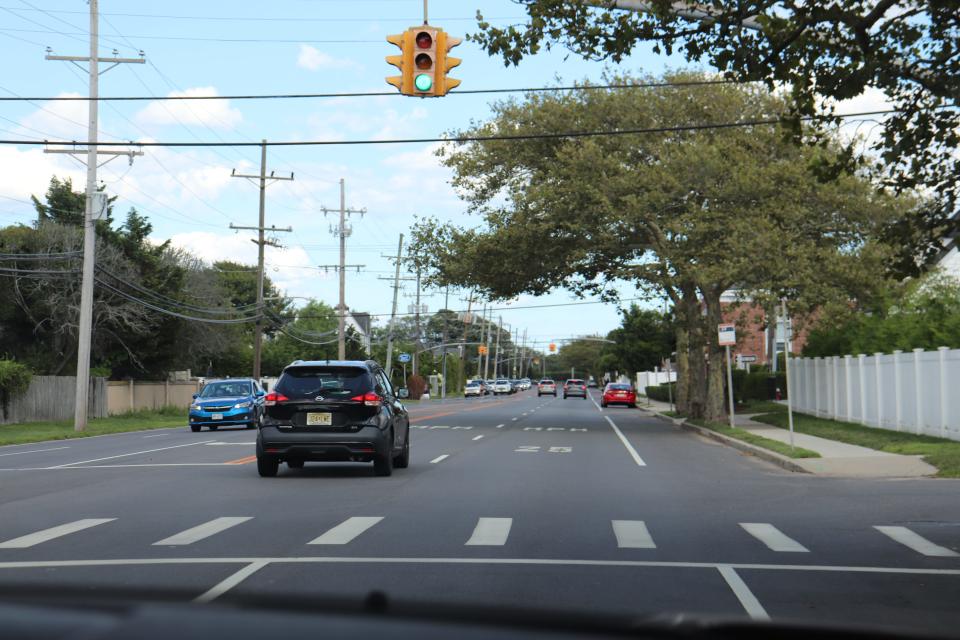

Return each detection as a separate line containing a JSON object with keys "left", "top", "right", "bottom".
{"left": 874, "top": 526, "right": 959, "bottom": 557}
{"left": 153, "top": 517, "right": 253, "bottom": 546}
{"left": 0, "top": 518, "right": 115, "bottom": 549}
{"left": 465, "top": 517, "right": 512, "bottom": 546}
{"left": 739, "top": 523, "right": 809, "bottom": 552}
{"left": 612, "top": 520, "right": 656, "bottom": 548}
{"left": 308, "top": 517, "right": 383, "bottom": 545}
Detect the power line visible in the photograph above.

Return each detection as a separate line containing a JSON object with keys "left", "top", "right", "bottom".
{"left": 0, "top": 109, "right": 902, "bottom": 148}
{"left": 0, "top": 7, "right": 524, "bottom": 23}
{"left": 0, "top": 79, "right": 741, "bottom": 101}
{"left": 94, "top": 277, "right": 263, "bottom": 324}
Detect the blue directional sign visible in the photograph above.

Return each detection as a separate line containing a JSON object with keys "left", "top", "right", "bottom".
{"left": 397, "top": 353, "right": 411, "bottom": 363}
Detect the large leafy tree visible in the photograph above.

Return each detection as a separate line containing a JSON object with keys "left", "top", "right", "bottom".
{"left": 600, "top": 305, "right": 675, "bottom": 377}
{"left": 472, "top": 1, "right": 959, "bottom": 222}
{"left": 411, "top": 74, "right": 908, "bottom": 421}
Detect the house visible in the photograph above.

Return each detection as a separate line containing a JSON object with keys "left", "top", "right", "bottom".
{"left": 719, "top": 291, "right": 811, "bottom": 368}
{"left": 345, "top": 309, "right": 372, "bottom": 353}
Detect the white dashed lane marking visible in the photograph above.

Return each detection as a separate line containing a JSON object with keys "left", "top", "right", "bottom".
{"left": 465, "top": 518, "right": 512, "bottom": 546}
{"left": 308, "top": 517, "right": 383, "bottom": 545}
{"left": 0, "top": 519, "right": 116, "bottom": 549}
{"left": 875, "top": 526, "right": 959, "bottom": 557}
{"left": 740, "top": 523, "right": 810, "bottom": 553}
{"left": 153, "top": 517, "right": 253, "bottom": 546}
{"left": 430, "top": 454, "right": 449, "bottom": 464}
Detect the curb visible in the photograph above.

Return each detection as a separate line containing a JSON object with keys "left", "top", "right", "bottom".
{"left": 641, "top": 407, "right": 810, "bottom": 474}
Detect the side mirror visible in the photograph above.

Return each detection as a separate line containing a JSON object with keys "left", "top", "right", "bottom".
{"left": 192, "top": 393, "right": 198, "bottom": 399}
{"left": 256, "top": 390, "right": 265, "bottom": 398}
{"left": 397, "top": 388, "right": 409, "bottom": 399}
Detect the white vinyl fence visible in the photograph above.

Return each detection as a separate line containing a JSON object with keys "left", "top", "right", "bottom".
{"left": 789, "top": 347, "right": 960, "bottom": 441}
{"left": 636, "top": 369, "right": 677, "bottom": 393}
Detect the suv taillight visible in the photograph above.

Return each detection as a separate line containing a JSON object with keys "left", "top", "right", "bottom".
{"left": 264, "top": 392, "right": 288, "bottom": 406}
{"left": 351, "top": 391, "right": 382, "bottom": 407}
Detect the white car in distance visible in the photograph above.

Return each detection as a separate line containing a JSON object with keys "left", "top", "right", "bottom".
{"left": 493, "top": 379, "right": 513, "bottom": 395}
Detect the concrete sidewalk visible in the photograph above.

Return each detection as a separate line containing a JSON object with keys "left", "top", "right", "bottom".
{"left": 637, "top": 396, "right": 937, "bottom": 478}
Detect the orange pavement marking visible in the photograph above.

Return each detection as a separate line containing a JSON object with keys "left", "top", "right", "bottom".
{"left": 225, "top": 455, "right": 257, "bottom": 465}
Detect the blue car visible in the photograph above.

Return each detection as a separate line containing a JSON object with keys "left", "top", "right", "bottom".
{"left": 189, "top": 378, "right": 265, "bottom": 432}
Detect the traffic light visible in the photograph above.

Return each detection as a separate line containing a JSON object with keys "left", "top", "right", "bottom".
{"left": 548, "top": 343, "right": 557, "bottom": 353}
{"left": 385, "top": 26, "right": 461, "bottom": 97}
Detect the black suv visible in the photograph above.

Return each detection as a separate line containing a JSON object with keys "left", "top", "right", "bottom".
{"left": 257, "top": 360, "right": 410, "bottom": 477}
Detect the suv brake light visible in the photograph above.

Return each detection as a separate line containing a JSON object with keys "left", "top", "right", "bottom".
{"left": 350, "top": 391, "right": 382, "bottom": 407}
{"left": 264, "top": 392, "right": 288, "bottom": 406}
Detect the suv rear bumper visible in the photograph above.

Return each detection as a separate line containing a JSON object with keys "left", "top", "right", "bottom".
{"left": 564, "top": 390, "right": 587, "bottom": 397}
{"left": 257, "top": 425, "right": 391, "bottom": 462}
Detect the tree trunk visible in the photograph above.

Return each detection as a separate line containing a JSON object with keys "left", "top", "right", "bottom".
{"left": 704, "top": 291, "right": 726, "bottom": 423}
{"left": 683, "top": 293, "right": 707, "bottom": 419}
{"left": 674, "top": 324, "right": 689, "bottom": 413}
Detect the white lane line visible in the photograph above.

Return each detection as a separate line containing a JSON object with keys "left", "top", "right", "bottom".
{"left": 465, "top": 517, "right": 512, "bottom": 546}
{"left": 612, "top": 520, "right": 656, "bottom": 549}
{"left": 1, "top": 557, "right": 960, "bottom": 575}
{"left": 511, "top": 417, "right": 518, "bottom": 421}
{"left": 430, "top": 454, "right": 449, "bottom": 464}
{"left": 48, "top": 440, "right": 215, "bottom": 468}
{"left": 717, "top": 565, "right": 770, "bottom": 621}
{"left": 0, "top": 463, "right": 243, "bottom": 470}
{"left": 496, "top": 424, "right": 504, "bottom": 428}
{"left": 142, "top": 434, "right": 168, "bottom": 438}
{"left": 0, "top": 518, "right": 115, "bottom": 549}
{"left": 205, "top": 442, "right": 256, "bottom": 446}
{"left": 0, "top": 446, "right": 70, "bottom": 458}
{"left": 193, "top": 561, "right": 268, "bottom": 603}
{"left": 590, "top": 392, "right": 603, "bottom": 412}
{"left": 153, "top": 517, "right": 253, "bottom": 546}
{"left": 472, "top": 435, "right": 484, "bottom": 441}
{"left": 308, "top": 517, "right": 384, "bottom": 545}
{"left": 605, "top": 416, "right": 646, "bottom": 467}
{"left": 739, "top": 523, "right": 809, "bottom": 553}
{"left": 874, "top": 526, "right": 960, "bottom": 557}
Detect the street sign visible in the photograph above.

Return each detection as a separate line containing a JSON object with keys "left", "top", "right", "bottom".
{"left": 397, "top": 353, "right": 411, "bottom": 363}
{"left": 717, "top": 323, "right": 736, "bottom": 347}
{"left": 738, "top": 354, "right": 757, "bottom": 363}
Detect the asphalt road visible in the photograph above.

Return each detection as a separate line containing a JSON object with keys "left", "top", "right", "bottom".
{"left": 1, "top": 389, "right": 959, "bottom": 635}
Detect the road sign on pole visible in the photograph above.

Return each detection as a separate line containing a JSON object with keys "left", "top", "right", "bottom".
{"left": 398, "top": 353, "right": 411, "bottom": 364}
{"left": 718, "top": 324, "right": 737, "bottom": 429}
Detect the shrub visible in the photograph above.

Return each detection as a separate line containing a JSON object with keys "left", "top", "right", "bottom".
{"left": 0, "top": 359, "right": 32, "bottom": 398}
{"left": 645, "top": 382, "right": 676, "bottom": 402}
{"left": 407, "top": 374, "right": 427, "bottom": 399}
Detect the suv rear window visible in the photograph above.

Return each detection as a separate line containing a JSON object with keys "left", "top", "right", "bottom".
{"left": 540, "top": 380, "right": 554, "bottom": 384}
{"left": 466, "top": 380, "right": 481, "bottom": 386}
{"left": 567, "top": 379, "right": 585, "bottom": 385}
{"left": 275, "top": 366, "right": 373, "bottom": 399}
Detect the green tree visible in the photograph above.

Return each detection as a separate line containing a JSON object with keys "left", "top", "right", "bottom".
{"left": 471, "top": 1, "right": 960, "bottom": 216}
{"left": 600, "top": 306, "right": 675, "bottom": 377}
{"left": 411, "top": 74, "right": 907, "bottom": 421}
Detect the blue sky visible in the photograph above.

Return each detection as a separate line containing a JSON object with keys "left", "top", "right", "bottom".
{"left": 0, "top": 0, "right": 689, "bottom": 349}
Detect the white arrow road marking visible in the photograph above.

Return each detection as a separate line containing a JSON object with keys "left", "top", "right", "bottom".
{"left": 465, "top": 518, "right": 512, "bottom": 546}
{"left": 309, "top": 517, "right": 384, "bottom": 545}
{"left": 0, "top": 519, "right": 115, "bottom": 549}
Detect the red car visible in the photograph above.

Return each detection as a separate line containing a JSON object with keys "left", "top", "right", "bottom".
{"left": 601, "top": 383, "right": 636, "bottom": 408}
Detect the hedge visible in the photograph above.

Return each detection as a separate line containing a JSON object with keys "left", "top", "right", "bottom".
{"left": 645, "top": 382, "right": 676, "bottom": 402}
{"left": 0, "top": 359, "right": 31, "bottom": 398}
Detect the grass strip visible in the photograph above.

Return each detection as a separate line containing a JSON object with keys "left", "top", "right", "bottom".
{"left": 0, "top": 406, "right": 185, "bottom": 446}
{"left": 687, "top": 417, "right": 821, "bottom": 459}
{"left": 753, "top": 411, "right": 960, "bottom": 477}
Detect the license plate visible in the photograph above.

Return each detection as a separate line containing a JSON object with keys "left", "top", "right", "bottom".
{"left": 306, "top": 412, "right": 332, "bottom": 426}
{"left": 211, "top": 413, "right": 223, "bottom": 420}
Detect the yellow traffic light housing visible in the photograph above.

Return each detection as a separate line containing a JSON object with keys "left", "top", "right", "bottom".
{"left": 386, "top": 26, "right": 461, "bottom": 97}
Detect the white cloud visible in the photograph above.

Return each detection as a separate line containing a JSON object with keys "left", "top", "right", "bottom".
{"left": 0, "top": 146, "right": 84, "bottom": 203}
{"left": 296, "top": 44, "right": 359, "bottom": 71}
{"left": 16, "top": 93, "right": 89, "bottom": 140}
{"left": 135, "top": 87, "right": 242, "bottom": 129}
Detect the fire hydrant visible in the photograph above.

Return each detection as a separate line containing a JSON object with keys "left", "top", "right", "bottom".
{"left": 775, "top": 387, "right": 782, "bottom": 401}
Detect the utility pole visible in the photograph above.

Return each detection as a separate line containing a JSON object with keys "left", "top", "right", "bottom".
{"left": 321, "top": 179, "right": 366, "bottom": 359}
{"left": 521, "top": 328, "right": 528, "bottom": 378}
{"left": 494, "top": 316, "right": 503, "bottom": 379}
{"left": 230, "top": 140, "right": 294, "bottom": 380}
{"left": 441, "top": 286, "right": 450, "bottom": 399}
{"left": 512, "top": 327, "right": 519, "bottom": 377}
{"left": 477, "top": 304, "right": 488, "bottom": 378}
{"left": 458, "top": 292, "right": 474, "bottom": 390}
{"left": 380, "top": 234, "right": 404, "bottom": 378}
{"left": 45, "top": 0, "right": 145, "bottom": 432}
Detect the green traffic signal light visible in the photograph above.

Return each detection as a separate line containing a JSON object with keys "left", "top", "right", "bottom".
{"left": 414, "top": 73, "right": 432, "bottom": 91}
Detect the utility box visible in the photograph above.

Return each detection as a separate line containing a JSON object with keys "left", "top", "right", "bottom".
{"left": 428, "top": 374, "right": 441, "bottom": 397}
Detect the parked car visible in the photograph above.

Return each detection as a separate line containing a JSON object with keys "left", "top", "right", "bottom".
{"left": 520, "top": 378, "right": 532, "bottom": 390}
{"left": 486, "top": 379, "right": 496, "bottom": 394}
{"left": 493, "top": 379, "right": 513, "bottom": 395}
{"left": 563, "top": 379, "right": 588, "bottom": 399}
{"left": 537, "top": 379, "right": 557, "bottom": 396}
{"left": 464, "top": 379, "right": 484, "bottom": 397}
{"left": 257, "top": 359, "right": 410, "bottom": 478}
{"left": 601, "top": 383, "right": 637, "bottom": 408}
{"left": 189, "top": 378, "right": 264, "bottom": 432}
